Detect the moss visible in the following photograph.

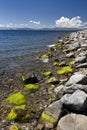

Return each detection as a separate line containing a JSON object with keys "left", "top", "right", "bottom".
{"left": 6, "top": 92, "right": 27, "bottom": 105}
{"left": 7, "top": 108, "right": 17, "bottom": 121}
{"left": 25, "top": 84, "right": 39, "bottom": 91}
{"left": 9, "top": 125, "right": 20, "bottom": 130}
{"left": 41, "top": 112, "right": 57, "bottom": 124}
{"left": 43, "top": 71, "right": 52, "bottom": 76}
{"left": 69, "top": 61, "right": 74, "bottom": 65}
{"left": 22, "top": 75, "right": 25, "bottom": 82}
{"left": 42, "top": 54, "right": 48, "bottom": 59}
{"left": 53, "top": 61, "right": 60, "bottom": 66}
{"left": 57, "top": 66, "right": 73, "bottom": 75}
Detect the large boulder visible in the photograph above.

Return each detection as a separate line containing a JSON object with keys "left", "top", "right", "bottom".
{"left": 65, "top": 73, "right": 87, "bottom": 86}
{"left": 61, "top": 90, "right": 87, "bottom": 112}
{"left": 57, "top": 113, "right": 87, "bottom": 130}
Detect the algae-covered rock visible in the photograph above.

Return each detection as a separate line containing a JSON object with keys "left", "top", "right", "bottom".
{"left": 42, "top": 54, "right": 48, "bottom": 59}
{"left": 9, "top": 125, "right": 20, "bottom": 130}
{"left": 6, "top": 92, "right": 27, "bottom": 105}
{"left": 43, "top": 71, "right": 52, "bottom": 76}
{"left": 25, "top": 84, "right": 39, "bottom": 91}
{"left": 7, "top": 105, "right": 33, "bottom": 121}
{"left": 41, "top": 112, "right": 57, "bottom": 124}
{"left": 47, "top": 77, "right": 59, "bottom": 84}
{"left": 57, "top": 66, "right": 73, "bottom": 75}
{"left": 53, "top": 61, "right": 60, "bottom": 66}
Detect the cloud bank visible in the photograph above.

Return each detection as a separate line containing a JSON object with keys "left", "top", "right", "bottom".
{"left": 29, "top": 20, "right": 40, "bottom": 25}
{"left": 55, "top": 16, "right": 87, "bottom": 28}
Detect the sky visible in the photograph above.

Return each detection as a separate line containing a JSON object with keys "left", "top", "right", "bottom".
{"left": 0, "top": 0, "right": 87, "bottom": 28}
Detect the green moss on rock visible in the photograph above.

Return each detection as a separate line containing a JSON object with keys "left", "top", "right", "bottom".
{"left": 42, "top": 54, "right": 48, "bottom": 59}
{"left": 43, "top": 71, "right": 52, "bottom": 76}
{"left": 7, "top": 108, "right": 17, "bottom": 121}
{"left": 53, "top": 61, "right": 60, "bottom": 66}
{"left": 25, "top": 84, "right": 39, "bottom": 91}
{"left": 41, "top": 112, "right": 57, "bottom": 124}
{"left": 57, "top": 66, "right": 73, "bottom": 75}
{"left": 6, "top": 92, "right": 27, "bottom": 105}
{"left": 9, "top": 125, "right": 20, "bottom": 130}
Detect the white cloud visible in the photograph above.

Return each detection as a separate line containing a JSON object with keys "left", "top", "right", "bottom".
{"left": 29, "top": 20, "right": 40, "bottom": 25}
{"left": 55, "top": 16, "right": 87, "bottom": 28}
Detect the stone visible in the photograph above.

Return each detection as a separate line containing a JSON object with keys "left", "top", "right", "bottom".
{"left": 22, "top": 74, "right": 38, "bottom": 84}
{"left": 81, "top": 43, "right": 87, "bottom": 48}
{"left": 9, "top": 125, "right": 19, "bottom": 130}
{"left": 43, "top": 71, "right": 52, "bottom": 76}
{"left": 57, "top": 113, "right": 87, "bottom": 130}
{"left": 36, "top": 124, "right": 44, "bottom": 130}
{"left": 41, "top": 100, "right": 63, "bottom": 128}
{"left": 74, "top": 56, "right": 86, "bottom": 64}
{"left": 54, "top": 84, "right": 87, "bottom": 99}
{"left": 47, "top": 77, "right": 59, "bottom": 84}
{"left": 76, "top": 63, "right": 87, "bottom": 68}
{"left": 68, "top": 42, "right": 80, "bottom": 51}
{"left": 78, "top": 51, "right": 87, "bottom": 57}
{"left": 65, "top": 73, "right": 87, "bottom": 86}
{"left": 66, "top": 52, "right": 75, "bottom": 58}
{"left": 61, "top": 90, "right": 87, "bottom": 112}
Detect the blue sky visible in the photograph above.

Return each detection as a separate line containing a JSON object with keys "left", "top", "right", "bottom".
{"left": 0, "top": 0, "right": 87, "bottom": 28}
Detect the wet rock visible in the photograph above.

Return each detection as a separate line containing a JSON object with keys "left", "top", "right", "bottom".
{"left": 68, "top": 42, "right": 80, "bottom": 51}
{"left": 47, "top": 77, "right": 59, "bottom": 84}
{"left": 22, "top": 74, "right": 39, "bottom": 84}
{"left": 41, "top": 100, "right": 63, "bottom": 128}
{"left": 61, "top": 90, "right": 87, "bottom": 112}
{"left": 54, "top": 84, "right": 87, "bottom": 99}
{"left": 76, "top": 63, "right": 87, "bottom": 68}
{"left": 57, "top": 113, "right": 87, "bottom": 130}
{"left": 74, "top": 56, "right": 86, "bottom": 64}
{"left": 66, "top": 52, "right": 75, "bottom": 58}
{"left": 65, "top": 73, "right": 87, "bottom": 86}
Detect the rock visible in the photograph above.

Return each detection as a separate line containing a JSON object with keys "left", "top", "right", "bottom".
{"left": 65, "top": 73, "right": 87, "bottom": 86}
{"left": 74, "top": 56, "right": 86, "bottom": 64}
{"left": 68, "top": 42, "right": 80, "bottom": 51}
{"left": 81, "top": 43, "right": 87, "bottom": 48}
{"left": 78, "top": 51, "right": 87, "bottom": 57}
{"left": 36, "top": 124, "right": 44, "bottom": 130}
{"left": 9, "top": 125, "right": 19, "bottom": 130}
{"left": 41, "top": 58, "right": 49, "bottom": 63}
{"left": 60, "top": 61, "right": 68, "bottom": 67}
{"left": 61, "top": 90, "right": 87, "bottom": 112}
{"left": 57, "top": 113, "right": 87, "bottom": 130}
{"left": 76, "top": 63, "right": 87, "bottom": 68}
{"left": 66, "top": 52, "right": 75, "bottom": 58}
{"left": 41, "top": 100, "right": 63, "bottom": 128}
{"left": 47, "top": 77, "right": 59, "bottom": 84}
{"left": 6, "top": 92, "right": 27, "bottom": 105}
{"left": 22, "top": 74, "right": 39, "bottom": 84}
{"left": 54, "top": 84, "right": 87, "bottom": 99}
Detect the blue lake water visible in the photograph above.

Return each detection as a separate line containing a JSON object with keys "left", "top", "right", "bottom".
{"left": 0, "top": 30, "right": 70, "bottom": 59}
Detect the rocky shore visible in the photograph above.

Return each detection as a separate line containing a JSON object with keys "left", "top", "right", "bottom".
{"left": 0, "top": 30, "right": 87, "bottom": 130}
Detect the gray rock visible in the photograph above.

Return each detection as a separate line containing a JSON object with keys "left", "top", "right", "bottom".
{"left": 78, "top": 51, "right": 87, "bottom": 57}
{"left": 54, "top": 84, "right": 87, "bottom": 99}
{"left": 74, "top": 56, "right": 86, "bottom": 64}
{"left": 45, "top": 100, "right": 63, "bottom": 120}
{"left": 76, "top": 63, "right": 87, "bottom": 68}
{"left": 81, "top": 43, "right": 87, "bottom": 48}
{"left": 57, "top": 113, "right": 87, "bottom": 130}
{"left": 68, "top": 42, "right": 80, "bottom": 51}
{"left": 61, "top": 90, "right": 87, "bottom": 112}
{"left": 36, "top": 124, "right": 44, "bottom": 130}
{"left": 66, "top": 52, "right": 75, "bottom": 58}
{"left": 65, "top": 73, "right": 87, "bottom": 86}
{"left": 47, "top": 77, "right": 59, "bottom": 84}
